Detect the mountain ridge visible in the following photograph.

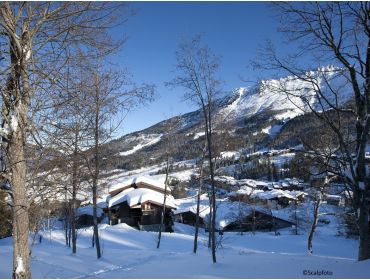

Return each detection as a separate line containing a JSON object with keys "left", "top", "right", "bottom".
{"left": 102, "top": 67, "right": 353, "bottom": 170}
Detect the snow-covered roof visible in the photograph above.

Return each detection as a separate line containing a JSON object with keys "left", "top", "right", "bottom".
{"left": 108, "top": 187, "right": 135, "bottom": 208}
{"left": 109, "top": 176, "right": 170, "bottom": 195}
{"left": 203, "top": 201, "right": 265, "bottom": 230}
{"left": 251, "top": 189, "right": 297, "bottom": 200}
{"left": 108, "top": 187, "right": 176, "bottom": 209}
{"left": 227, "top": 187, "right": 254, "bottom": 197}
{"left": 80, "top": 196, "right": 108, "bottom": 209}
{"left": 325, "top": 194, "right": 343, "bottom": 200}
{"left": 173, "top": 204, "right": 210, "bottom": 218}
{"left": 287, "top": 191, "right": 307, "bottom": 199}
{"left": 76, "top": 205, "right": 103, "bottom": 217}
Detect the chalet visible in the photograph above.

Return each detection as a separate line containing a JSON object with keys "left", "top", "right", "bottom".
{"left": 173, "top": 205, "right": 210, "bottom": 227}
{"left": 325, "top": 194, "right": 345, "bottom": 207}
{"left": 251, "top": 189, "right": 297, "bottom": 208}
{"left": 279, "top": 178, "right": 305, "bottom": 191}
{"left": 76, "top": 205, "right": 104, "bottom": 228}
{"left": 200, "top": 202, "right": 295, "bottom": 233}
{"left": 107, "top": 177, "right": 176, "bottom": 232}
{"left": 221, "top": 210, "right": 295, "bottom": 232}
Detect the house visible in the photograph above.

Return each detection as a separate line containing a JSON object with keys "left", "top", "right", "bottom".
{"left": 221, "top": 210, "right": 295, "bottom": 232}
{"left": 173, "top": 205, "right": 210, "bottom": 227}
{"left": 75, "top": 205, "right": 104, "bottom": 228}
{"left": 201, "top": 201, "right": 295, "bottom": 233}
{"left": 325, "top": 194, "right": 345, "bottom": 207}
{"left": 251, "top": 189, "right": 297, "bottom": 208}
{"left": 107, "top": 177, "right": 176, "bottom": 232}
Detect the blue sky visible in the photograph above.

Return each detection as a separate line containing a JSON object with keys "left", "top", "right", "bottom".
{"left": 112, "top": 1, "right": 283, "bottom": 137}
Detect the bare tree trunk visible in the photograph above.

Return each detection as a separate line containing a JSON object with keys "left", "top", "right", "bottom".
{"left": 308, "top": 189, "right": 322, "bottom": 254}
{"left": 294, "top": 201, "right": 298, "bottom": 235}
{"left": 252, "top": 208, "right": 256, "bottom": 235}
{"left": 10, "top": 132, "right": 31, "bottom": 279}
{"left": 64, "top": 187, "right": 69, "bottom": 246}
{"left": 271, "top": 210, "right": 277, "bottom": 235}
{"left": 71, "top": 127, "right": 79, "bottom": 254}
{"left": 64, "top": 219, "right": 68, "bottom": 246}
{"left": 92, "top": 80, "right": 101, "bottom": 259}
{"left": 193, "top": 145, "right": 206, "bottom": 254}
{"left": 1, "top": 11, "right": 33, "bottom": 277}
{"left": 206, "top": 123, "right": 217, "bottom": 263}
{"left": 68, "top": 224, "right": 71, "bottom": 248}
{"left": 358, "top": 199, "right": 370, "bottom": 260}
{"left": 238, "top": 187, "right": 243, "bottom": 236}
{"left": 157, "top": 154, "right": 169, "bottom": 249}
{"left": 208, "top": 197, "right": 212, "bottom": 249}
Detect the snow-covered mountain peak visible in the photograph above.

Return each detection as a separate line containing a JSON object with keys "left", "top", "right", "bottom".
{"left": 219, "top": 66, "right": 351, "bottom": 125}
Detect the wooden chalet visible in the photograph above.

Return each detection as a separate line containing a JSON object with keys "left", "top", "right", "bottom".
{"left": 173, "top": 205, "right": 210, "bottom": 227}
{"left": 75, "top": 204, "right": 105, "bottom": 228}
{"left": 107, "top": 177, "right": 176, "bottom": 232}
{"left": 252, "top": 189, "right": 297, "bottom": 209}
{"left": 221, "top": 210, "right": 295, "bottom": 232}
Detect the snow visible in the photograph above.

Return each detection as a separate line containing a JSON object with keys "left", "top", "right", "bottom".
{"left": 262, "top": 123, "right": 284, "bottom": 136}
{"left": 174, "top": 204, "right": 210, "bottom": 218}
{"left": 220, "top": 151, "right": 241, "bottom": 160}
{"left": 10, "top": 113, "right": 18, "bottom": 133}
{"left": 1, "top": 200, "right": 370, "bottom": 278}
{"left": 76, "top": 205, "right": 104, "bottom": 217}
{"left": 325, "top": 194, "right": 342, "bottom": 200}
{"left": 119, "top": 134, "right": 162, "bottom": 156}
{"left": 109, "top": 176, "right": 169, "bottom": 194}
{"left": 2, "top": 224, "right": 366, "bottom": 279}
{"left": 252, "top": 189, "right": 297, "bottom": 200}
{"left": 218, "top": 67, "right": 352, "bottom": 125}
{"left": 15, "top": 256, "right": 24, "bottom": 275}
{"left": 0, "top": 114, "right": 19, "bottom": 138}
{"left": 193, "top": 131, "right": 205, "bottom": 140}
{"left": 108, "top": 187, "right": 176, "bottom": 209}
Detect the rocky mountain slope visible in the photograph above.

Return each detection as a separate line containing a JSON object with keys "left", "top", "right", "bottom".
{"left": 102, "top": 67, "right": 353, "bottom": 171}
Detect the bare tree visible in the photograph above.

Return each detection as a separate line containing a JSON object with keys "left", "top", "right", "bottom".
{"left": 254, "top": 2, "right": 370, "bottom": 261}
{"left": 193, "top": 141, "right": 206, "bottom": 253}
{"left": 157, "top": 116, "right": 180, "bottom": 249}
{"left": 307, "top": 178, "right": 324, "bottom": 255}
{"left": 83, "top": 64, "right": 154, "bottom": 258}
{"left": 168, "top": 35, "right": 222, "bottom": 263}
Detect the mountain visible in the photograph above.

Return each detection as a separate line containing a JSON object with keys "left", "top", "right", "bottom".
{"left": 101, "top": 67, "right": 353, "bottom": 171}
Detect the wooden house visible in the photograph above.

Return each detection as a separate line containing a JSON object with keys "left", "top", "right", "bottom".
{"left": 221, "top": 210, "right": 295, "bottom": 232}
{"left": 251, "top": 189, "right": 297, "bottom": 209}
{"left": 325, "top": 194, "right": 345, "bottom": 207}
{"left": 75, "top": 205, "right": 104, "bottom": 228}
{"left": 107, "top": 177, "right": 176, "bottom": 232}
{"left": 173, "top": 205, "right": 210, "bottom": 227}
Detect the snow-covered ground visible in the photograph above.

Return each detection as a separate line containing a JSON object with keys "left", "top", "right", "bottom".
{"left": 1, "top": 221, "right": 368, "bottom": 279}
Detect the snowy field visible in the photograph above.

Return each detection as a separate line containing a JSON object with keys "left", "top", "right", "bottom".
{"left": 1, "top": 222, "right": 369, "bottom": 279}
